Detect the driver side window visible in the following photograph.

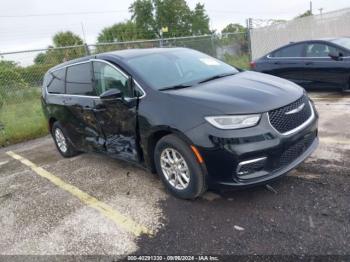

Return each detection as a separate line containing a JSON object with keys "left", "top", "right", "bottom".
{"left": 93, "top": 61, "right": 131, "bottom": 97}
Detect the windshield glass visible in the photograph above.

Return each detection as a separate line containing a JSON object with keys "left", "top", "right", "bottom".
{"left": 126, "top": 49, "right": 238, "bottom": 90}
{"left": 330, "top": 38, "right": 350, "bottom": 50}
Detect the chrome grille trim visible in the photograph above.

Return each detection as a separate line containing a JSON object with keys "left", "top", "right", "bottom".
{"left": 268, "top": 101, "right": 315, "bottom": 136}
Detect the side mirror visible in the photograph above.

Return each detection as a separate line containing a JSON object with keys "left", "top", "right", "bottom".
{"left": 328, "top": 51, "right": 343, "bottom": 61}
{"left": 100, "top": 89, "right": 122, "bottom": 100}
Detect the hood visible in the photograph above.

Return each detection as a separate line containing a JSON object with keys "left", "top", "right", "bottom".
{"left": 165, "top": 71, "right": 304, "bottom": 114}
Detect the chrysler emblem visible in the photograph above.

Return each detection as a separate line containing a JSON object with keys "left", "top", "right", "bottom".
{"left": 285, "top": 103, "right": 305, "bottom": 115}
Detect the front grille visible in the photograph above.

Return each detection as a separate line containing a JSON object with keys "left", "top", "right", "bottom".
{"left": 279, "top": 132, "right": 316, "bottom": 167}
{"left": 269, "top": 95, "right": 312, "bottom": 134}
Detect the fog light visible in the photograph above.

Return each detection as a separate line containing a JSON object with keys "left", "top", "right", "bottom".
{"left": 236, "top": 157, "right": 267, "bottom": 177}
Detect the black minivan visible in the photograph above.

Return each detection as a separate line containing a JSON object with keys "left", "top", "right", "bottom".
{"left": 42, "top": 48, "right": 319, "bottom": 199}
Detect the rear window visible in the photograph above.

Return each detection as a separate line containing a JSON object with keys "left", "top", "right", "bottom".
{"left": 271, "top": 44, "right": 304, "bottom": 58}
{"left": 47, "top": 68, "right": 65, "bottom": 94}
{"left": 66, "top": 62, "right": 95, "bottom": 96}
{"left": 330, "top": 38, "right": 350, "bottom": 50}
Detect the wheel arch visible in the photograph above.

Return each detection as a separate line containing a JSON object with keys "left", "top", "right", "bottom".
{"left": 144, "top": 126, "right": 193, "bottom": 173}
{"left": 48, "top": 117, "right": 57, "bottom": 134}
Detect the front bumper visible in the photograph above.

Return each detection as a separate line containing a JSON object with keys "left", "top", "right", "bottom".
{"left": 185, "top": 102, "right": 319, "bottom": 188}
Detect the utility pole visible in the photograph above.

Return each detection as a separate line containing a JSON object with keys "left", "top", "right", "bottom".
{"left": 81, "top": 22, "right": 90, "bottom": 55}
{"left": 309, "top": 0, "right": 313, "bottom": 14}
{"left": 246, "top": 18, "right": 253, "bottom": 62}
{"left": 81, "top": 22, "right": 87, "bottom": 43}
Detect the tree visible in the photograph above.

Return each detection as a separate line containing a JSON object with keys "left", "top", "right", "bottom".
{"left": 34, "top": 53, "right": 46, "bottom": 64}
{"left": 130, "top": 0, "right": 157, "bottom": 39}
{"left": 221, "top": 23, "right": 246, "bottom": 34}
{"left": 221, "top": 23, "right": 248, "bottom": 56}
{"left": 34, "top": 31, "right": 85, "bottom": 65}
{"left": 155, "top": 0, "right": 192, "bottom": 37}
{"left": 52, "top": 31, "right": 83, "bottom": 47}
{"left": 191, "top": 3, "right": 210, "bottom": 35}
{"left": 296, "top": 10, "right": 313, "bottom": 19}
{"left": 97, "top": 21, "right": 140, "bottom": 43}
{"left": 129, "top": 0, "right": 210, "bottom": 38}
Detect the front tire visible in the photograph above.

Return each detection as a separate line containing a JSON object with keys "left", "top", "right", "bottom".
{"left": 52, "top": 122, "right": 79, "bottom": 158}
{"left": 154, "top": 134, "right": 207, "bottom": 199}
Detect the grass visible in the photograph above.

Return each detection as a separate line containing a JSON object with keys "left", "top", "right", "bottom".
{"left": 222, "top": 53, "right": 250, "bottom": 70}
{"left": 0, "top": 89, "right": 48, "bottom": 147}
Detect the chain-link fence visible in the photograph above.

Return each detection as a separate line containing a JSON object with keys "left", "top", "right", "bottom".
{"left": 0, "top": 32, "right": 249, "bottom": 146}
{"left": 250, "top": 7, "right": 350, "bottom": 60}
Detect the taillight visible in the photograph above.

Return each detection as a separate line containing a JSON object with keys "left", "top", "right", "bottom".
{"left": 250, "top": 61, "right": 256, "bottom": 70}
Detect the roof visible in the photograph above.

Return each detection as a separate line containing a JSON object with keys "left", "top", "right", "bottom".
{"left": 50, "top": 55, "right": 94, "bottom": 72}
{"left": 49, "top": 47, "right": 188, "bottom": 72}
{"left": 315, "top": 37, "right": 349, "bottom": 41}
{"left": 290, "top": 37, "right": 350, "bottom": 43}
{"left": 100, "top": 47, "right": 187, "bottom": 59}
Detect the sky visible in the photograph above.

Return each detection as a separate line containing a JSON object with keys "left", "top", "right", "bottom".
{"left": 0, "top": 0, "right": 350, "bottom": 54}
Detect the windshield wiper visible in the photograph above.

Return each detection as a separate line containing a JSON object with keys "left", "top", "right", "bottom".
{"left": 158, "top": 72, "right": 236, "bottom": 91}
{"left": 158, "top": 84, "right": 193, "bottom": 91}
{"left": 198, "top": 72, "right": 236, "bottom": 84}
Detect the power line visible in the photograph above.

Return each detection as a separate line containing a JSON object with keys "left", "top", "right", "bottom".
{"left": 0, "top": 8, "right": 303, "bottom": 19}
{"left": 0, "top": 10, "right": 129, "bottom": 18}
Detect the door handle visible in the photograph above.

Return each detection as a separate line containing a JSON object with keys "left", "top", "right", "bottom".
{"left": 305, "top": 62, "right": 314, "bottom": 65}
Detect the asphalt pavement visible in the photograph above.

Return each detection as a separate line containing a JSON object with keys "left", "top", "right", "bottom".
{"left": 0, "top": 91, "right": 349, "bottom": 258}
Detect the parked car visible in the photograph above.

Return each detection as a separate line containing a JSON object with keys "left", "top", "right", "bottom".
{"left": 41, "top": 48, "right": 319, "bottom": 199}
{"left": 251, "top": 38, "right": 350, "bottom": 90}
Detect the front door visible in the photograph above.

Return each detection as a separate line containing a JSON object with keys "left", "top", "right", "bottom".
{"left": 91, "top": 60, "right": 139, "bottom": 162}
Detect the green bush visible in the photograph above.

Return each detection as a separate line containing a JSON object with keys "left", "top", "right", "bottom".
{"left": 0, "top": 89, "right": 47, "bottom": 147}
{"left": 222, "top": 53, "right": 250, "bottom": 70}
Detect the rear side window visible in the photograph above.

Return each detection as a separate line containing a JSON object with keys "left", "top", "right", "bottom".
{"left": 47, "top": 68, "right": 65, "bottom": 94}
{"left": 271, "top": 44, "right": 304, "bottom": 58}
{"left": 66, "top": 62, "right": 95, "bottom": 96}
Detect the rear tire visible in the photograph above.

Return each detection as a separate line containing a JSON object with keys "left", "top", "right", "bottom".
{"left": 154, "top": 134, "right": 207, "bottom": 199}
{"left": 52, "top": 122, "right": 79, "bottom": 158}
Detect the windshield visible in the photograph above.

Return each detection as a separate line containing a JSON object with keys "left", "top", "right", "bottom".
{"left": 126, "top": 49, "right": 238, "bottom": 90}
{"left": 330, "top": 38, "right": 350, "bottom": 50}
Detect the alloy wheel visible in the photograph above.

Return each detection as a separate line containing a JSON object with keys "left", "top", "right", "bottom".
{"left": 160, "top": 148, "right": 190, "bottom": 190}
{"left": 55, "top": 128, "right": 67, "bottom": 153}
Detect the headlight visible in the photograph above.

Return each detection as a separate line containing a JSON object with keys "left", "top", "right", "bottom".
{"left": 205, "top": 114, "right": 261, "bottom": 130}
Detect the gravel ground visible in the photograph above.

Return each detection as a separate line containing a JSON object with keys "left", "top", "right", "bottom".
{"left": 0, "top": 91, "right": 349, "bottom": 257}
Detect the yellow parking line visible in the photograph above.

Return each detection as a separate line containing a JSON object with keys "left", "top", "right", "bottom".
{"left": 6, "top": 151, "right": 153, "bottom": 237}
{"left": 320, "top": 137, "right": 350, "bottom": 145}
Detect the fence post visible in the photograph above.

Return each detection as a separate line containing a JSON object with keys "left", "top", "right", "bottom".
{"left": 210, "top": 34, "right": 216, "bottom": 58}
{"left": 84, "top": 43, "right": 91, "bottom": 56}
{"left": 246, "top": 18, "right": 253, "bottom": 62}
{"left": 159, "top": 30, "right": 164, "bottom": 48}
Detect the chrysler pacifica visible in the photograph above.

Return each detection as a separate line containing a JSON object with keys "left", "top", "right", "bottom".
{"left": 41, "top": 48, "right": 319, "bottom": 199}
